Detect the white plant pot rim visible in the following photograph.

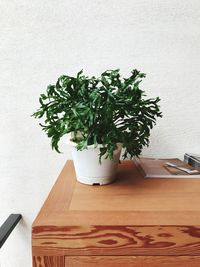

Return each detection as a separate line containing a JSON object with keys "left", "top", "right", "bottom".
{"left": 67, "top": 138, "right": 122, "bottom": 149}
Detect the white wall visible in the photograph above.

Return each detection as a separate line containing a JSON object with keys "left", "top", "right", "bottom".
{"left": 0, "top": 0, "right": 200, "bottom": 266}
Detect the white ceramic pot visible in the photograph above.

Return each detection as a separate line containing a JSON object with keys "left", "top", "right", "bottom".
{"left": 68, "top": 140, "right": 122, "bottom": 185}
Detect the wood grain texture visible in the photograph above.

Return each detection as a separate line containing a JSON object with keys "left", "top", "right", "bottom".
{"left": 65, "top": 256, "right": 200, "bottom": 267}
{"left": 33, "top": 210, "right": 200, "bottom": 226}
{"left": 33, "top": 256, "right": 64, "bottom": 267}
{"left": 32, "top": 160, "right": 200, "bottom": 266}
{"left": 32, "top": 225, "right": 200, "bottom": 256}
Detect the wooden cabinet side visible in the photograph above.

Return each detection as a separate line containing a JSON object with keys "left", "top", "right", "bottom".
{"left": 33, "top": 256, "right": 65, "bottom": 267}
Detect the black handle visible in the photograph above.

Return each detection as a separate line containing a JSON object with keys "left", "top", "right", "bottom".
{"left": 0, "top": 214, "right": 22, "bottom": 249}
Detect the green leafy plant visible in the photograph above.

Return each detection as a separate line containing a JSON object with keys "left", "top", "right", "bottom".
{"left": 32, "top": 69, "right": 162, "bottom": 160}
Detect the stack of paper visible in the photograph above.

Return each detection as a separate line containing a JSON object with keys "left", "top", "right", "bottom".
{"left": 135, "top": 157, "right": 200, "bottom": 178}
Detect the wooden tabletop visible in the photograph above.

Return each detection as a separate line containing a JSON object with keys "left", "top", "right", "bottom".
{"left": 33, "top": 160, "right": 200, "bottom": 227}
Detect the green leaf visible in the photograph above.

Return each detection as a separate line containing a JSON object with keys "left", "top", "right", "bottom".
{"left": 32, "top": 69, "right": 162, "bottom": 161}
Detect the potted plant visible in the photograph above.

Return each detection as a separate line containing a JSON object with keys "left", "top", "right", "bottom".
{"left": 32, "top": 69, "right": 162, "bottom": 185}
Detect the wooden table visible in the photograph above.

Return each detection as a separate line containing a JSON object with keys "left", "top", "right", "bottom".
{"left": 32, "top": 160, "right": 200, "bottom": 267}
